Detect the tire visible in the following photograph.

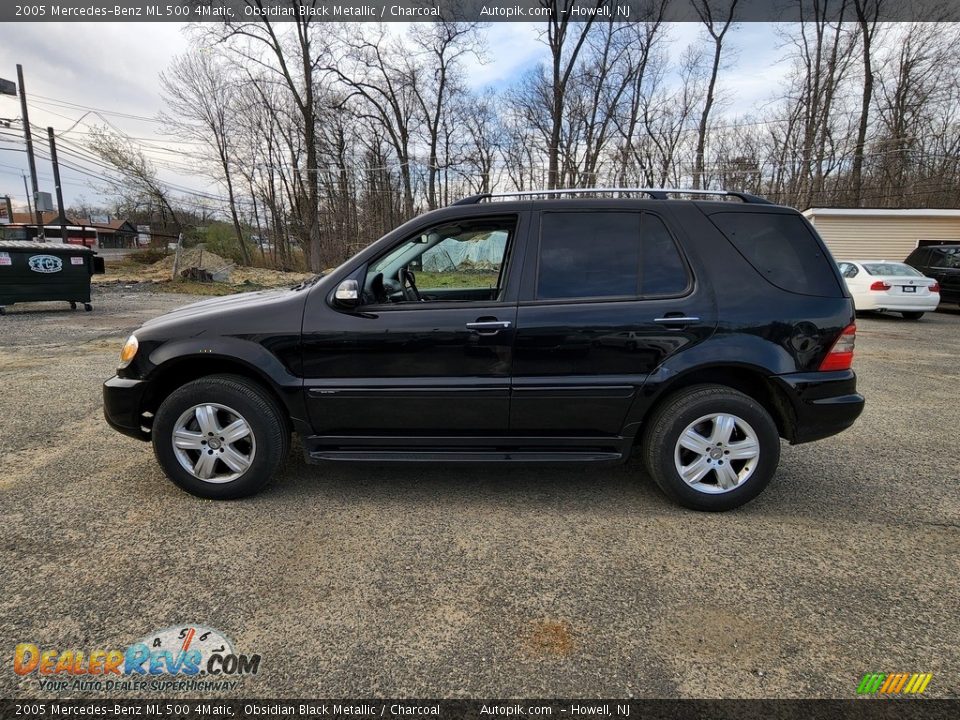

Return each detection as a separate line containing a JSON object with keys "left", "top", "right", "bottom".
{"left": 901, "top": 311, "right": 924, "bottom": 320}
{"left": 640, "top": 384, "right": 781, "bottom": 511}
{"left": 152, "top": 374, "right": 289, "bottom": 499}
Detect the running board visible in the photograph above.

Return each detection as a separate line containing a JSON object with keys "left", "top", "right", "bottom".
{"left": 308, "top": 450, "right": 624, "bottom": 463}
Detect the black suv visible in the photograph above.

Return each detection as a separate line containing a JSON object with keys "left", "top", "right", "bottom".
{"left": 104, "top": 189, "right": 864, "bottom": 511}
{"left": 905, "top": 244, "right": 960, "bottom": 305}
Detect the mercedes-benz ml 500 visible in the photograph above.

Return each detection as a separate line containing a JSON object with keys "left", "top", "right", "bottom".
{"left": 104, "top": 189, "right": 864, "bottom": 511}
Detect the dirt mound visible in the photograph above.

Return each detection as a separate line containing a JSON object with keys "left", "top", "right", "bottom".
{"left": 94, "top": 246, "right": 313, "bottom": 289}
{"left": 155, "top": 248, "right": 231, "bottom": 273}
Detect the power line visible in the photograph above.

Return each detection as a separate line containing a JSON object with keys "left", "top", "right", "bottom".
{"left": 28, "top": 95, "right": 164, "bottom": 124}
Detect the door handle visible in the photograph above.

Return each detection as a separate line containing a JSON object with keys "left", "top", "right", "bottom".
{"left": 653, "top": 316, "right": 700, "bottom": 324}
{"left": 466, "top": 320, "right": 512, "bottom": 334}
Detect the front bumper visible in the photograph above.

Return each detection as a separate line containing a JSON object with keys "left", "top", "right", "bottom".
{"left": 773, "top": 369, "right": 865, "bottom": 444}
{"left": 103, "top": 376, "right": 150, "bottom": 441}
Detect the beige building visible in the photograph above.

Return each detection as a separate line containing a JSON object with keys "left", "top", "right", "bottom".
{"left": 802, "top": 208, "right": 960, "bottom": 261}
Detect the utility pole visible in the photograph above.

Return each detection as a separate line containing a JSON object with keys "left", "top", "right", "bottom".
{"left": 2, "top": 195, "right": 12, "bottom": 228}
{"left": 16, "top": 64, "right": 44, "bottom": 241}
{"left": 47, "top": 127, "right": 69, "bottom": 245}
{"left": 22, "top": 172, "right": 33, "bottom": 218}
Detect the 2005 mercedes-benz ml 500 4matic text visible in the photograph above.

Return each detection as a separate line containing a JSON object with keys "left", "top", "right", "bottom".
{"left": 104, "top": 188, "right": 865, "bottom": 511}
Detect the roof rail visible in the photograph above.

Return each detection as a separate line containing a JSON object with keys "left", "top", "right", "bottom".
{"left": 450, "top": 187, "right": 772, "bottom": 206}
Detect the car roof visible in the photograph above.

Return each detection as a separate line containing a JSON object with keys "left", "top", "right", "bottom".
{"left": 434, "top": 197, "right": 795, "bottom": 215}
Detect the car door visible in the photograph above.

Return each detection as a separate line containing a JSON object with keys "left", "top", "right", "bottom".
{"left": 510, "top": 207, "right": 716, "bottom": 435}
{"left": 300, "top": 213, "right": 528, "bottom": 435}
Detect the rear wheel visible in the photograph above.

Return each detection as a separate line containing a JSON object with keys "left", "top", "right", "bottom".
{"left": 902, "top": 311, "right": 924, "bottom": 320}
{"left": 640, "top": 384, "right": 781, "bottom": 511}
{"left": 152, "top": 374, "right": 288, "bottom": 499}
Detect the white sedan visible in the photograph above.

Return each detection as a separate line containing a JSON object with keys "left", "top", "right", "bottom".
{"left": 837, "top": 260, "right": 940, "bottom": 319}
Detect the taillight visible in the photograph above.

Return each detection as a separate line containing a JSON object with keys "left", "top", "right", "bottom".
{"left": 819, "top": 323, "right": 856, "bottom": 371}
{"left": 870, "top": 280, "right": 891, "bottom": 291}
{"left": 929, "top": 281, "right": 940, "bottom": 293}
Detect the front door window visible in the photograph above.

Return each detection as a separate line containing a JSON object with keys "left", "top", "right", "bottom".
{"left": 364, "top": 218, "right": 516, "bottom": 304}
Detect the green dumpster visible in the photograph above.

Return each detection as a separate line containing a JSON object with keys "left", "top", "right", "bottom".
{"left": 0, "top": 241, "right": 105, "bottom": 315}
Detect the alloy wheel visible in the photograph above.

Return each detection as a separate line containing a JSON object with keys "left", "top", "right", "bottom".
{"left": 673, "top": 412, "right": 760, "bottom": 494}
{"left": 171, "top": 403, "right": 257, "bottom": 483}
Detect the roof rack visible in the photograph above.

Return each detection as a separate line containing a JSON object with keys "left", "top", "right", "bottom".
{"left": 451, "top": 187, "right": 772, "bottom": 206}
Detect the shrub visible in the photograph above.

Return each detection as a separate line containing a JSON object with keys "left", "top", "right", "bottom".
{"left": 128, "top": 248, "right": 168, "bottom": 264}
{"left": 200, "top": 222, "right": 256, "bottom": 265}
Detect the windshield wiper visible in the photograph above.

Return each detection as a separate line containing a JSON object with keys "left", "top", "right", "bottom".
{"left": 292, "top": 272, "right": 325, "bottom": 291}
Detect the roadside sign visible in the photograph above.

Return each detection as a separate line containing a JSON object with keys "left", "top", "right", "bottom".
{"left": 0, "top": 78, "right": 15, "bottom": 96}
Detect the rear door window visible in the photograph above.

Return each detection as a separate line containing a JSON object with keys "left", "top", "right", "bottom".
{"left": 709, "top": 212, "right": 842, "bottom": 297}
{"left": 536, "top": 212, "right": 689, "bottom": 300}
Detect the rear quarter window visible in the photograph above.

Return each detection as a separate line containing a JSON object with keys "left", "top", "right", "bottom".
{"left": 709, "top": 212, "right": 842, "bottom": 297}
{"left": 905, "top": 247, "right": 930, "bottom": 267}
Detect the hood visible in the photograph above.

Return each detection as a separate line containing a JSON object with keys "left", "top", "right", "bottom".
{"left": 139, "top": 287, "right": 300, "bottom": 332}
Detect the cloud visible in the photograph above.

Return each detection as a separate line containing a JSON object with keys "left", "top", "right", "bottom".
{"left": 464, "top": 24, "right": 547, "bottom": 90}
{"left": 0, "top": 22, "right": 190, "bottom": 116}
{"left": 0, "top": 22, "right": 192, "bottom": 206}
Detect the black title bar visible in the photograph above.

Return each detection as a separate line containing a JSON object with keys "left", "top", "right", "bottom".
{"left": 2, "top": 0, "right": 959, "bottom": 23}
{"left": 1, "top": 699, "right": 959, "bottom": 719}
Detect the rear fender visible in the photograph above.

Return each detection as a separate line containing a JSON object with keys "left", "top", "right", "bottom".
{"left": 621, "top": 334, "right": 799, "bottom": 439}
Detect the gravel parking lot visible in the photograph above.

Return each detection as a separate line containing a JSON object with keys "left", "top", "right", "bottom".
{"left": 1, "top": 285, "right": 957, "bottom": 699}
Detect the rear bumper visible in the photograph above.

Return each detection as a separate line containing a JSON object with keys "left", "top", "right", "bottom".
{"left": 103, "top": 376, "right": 150, "bottom": 441}
{"left": 773, "top": 369, "right": 864, "bottom": 444}
{"left": 855, "top": 294, "right": 939, "bottom": 312}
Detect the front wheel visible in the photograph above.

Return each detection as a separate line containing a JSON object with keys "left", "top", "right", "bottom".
{"left": 152, "top": 375, "right": 289, "bottom": 499}
{"left": 901, "top": 311, "right": 924, "bottom": 320}
{"left": 640, "top": 384, "right": 781, "bottom": 511}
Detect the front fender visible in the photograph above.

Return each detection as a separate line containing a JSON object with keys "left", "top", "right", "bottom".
{"left": 143, "top": 338, "right": 308, "bottom": 434}
{"left": 147, "top": 337, "right": 300, "bottom": 387}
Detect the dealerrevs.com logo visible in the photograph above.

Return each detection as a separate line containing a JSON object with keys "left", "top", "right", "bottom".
{"left": 13, "top": 625, "right": 261, "bottom": 692}
{"left": 857, "top": 672, "right": 933, "bottom": 695}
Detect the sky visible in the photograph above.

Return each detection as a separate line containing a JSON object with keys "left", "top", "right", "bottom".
{"left": 0, "top": 21, "right": 789, "bottom": 214}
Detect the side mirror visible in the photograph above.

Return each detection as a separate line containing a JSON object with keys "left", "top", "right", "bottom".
{"left": 334, "top": 279, "right": 360, "bottom": 308}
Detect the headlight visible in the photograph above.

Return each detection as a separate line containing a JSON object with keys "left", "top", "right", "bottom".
{"left": 119, "top": 335, "right": 139, "bottom": 369}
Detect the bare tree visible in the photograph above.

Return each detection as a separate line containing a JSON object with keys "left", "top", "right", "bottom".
{"left": 324, "top": 26, "right": 422, "bottom": 219}
{"left": 207, "top": 0, "right": 328, "bottom": 270}
{"left": 160, "top": 50, "right": 250, "bottom": 263}
{"left": 851, "top": 0, "right": 883, "bottom": 204}
{"left": 409, "top": 22, "right": 483, "bottom": 209}
{"left": 537, "top": 0, "right": 606, "bottom": 189}
{"left": 88, "top": 127, "right": 184, "bottom": 235}
{"left": 690, "top": 0, "right": 739, "bottom": 189}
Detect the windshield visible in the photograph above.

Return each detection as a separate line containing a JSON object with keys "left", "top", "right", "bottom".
{"left": 862, "top": 262, "right": 922, "bottom": 277}
{"left": 370, "top": 235, "right": 427, "bottom": 276}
